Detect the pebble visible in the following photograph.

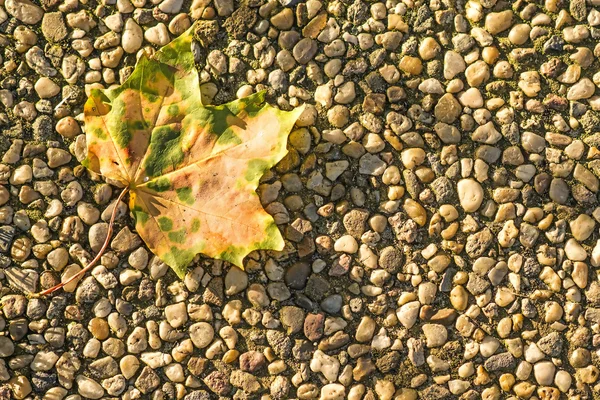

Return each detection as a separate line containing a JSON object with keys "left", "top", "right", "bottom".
{"left": 534, "top": 361, "right": 556, "bottom": 385}
{"left": 457, "top": 179, "right": 484, "bottom": 212}
{"left": 5, "top": 0, "right": 43, "bottom": 24}
{"left": 34, "top": 77, "right": 60, "bottom": 99}
{"left": 76, "top": 375, "right": 105, "bottom": 399}
{"left": 122, "top": 19, "right": 143, "bottom": 53}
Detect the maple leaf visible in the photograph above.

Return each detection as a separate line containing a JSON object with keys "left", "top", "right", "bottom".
{"left": 82, "top": 25, "right": 304, "bottom": 278}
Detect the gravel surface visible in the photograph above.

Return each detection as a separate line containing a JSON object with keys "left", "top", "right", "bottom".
{"left": 1, "top": 0, "right": 600, "bottom": 399}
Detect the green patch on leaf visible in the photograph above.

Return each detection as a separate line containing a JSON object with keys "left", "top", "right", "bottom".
{"left": 144, "top": 125, "right": 186, "bottom": 177}
{"left": 157, "top": 216, "right": 173, "bottom": 231}
{"left": 94, "top": 127, "right": 107, "bottom": 140}
{"left": 146, "top": 177, "right": 171, "bottom": 192}
{"left": 168, "top": 104, "right": 179, "bottom": 116}
{"left": 132, "top": 205, "right": 150, "bottom": 226}
{"left": 245, "top": 159, "right": 270, "bottom": 182}
{"left": 176, "top": 187, "right": 194, "bottom": 205}
{"left": 168, "top": 229, "right": 186, "bottom": 244}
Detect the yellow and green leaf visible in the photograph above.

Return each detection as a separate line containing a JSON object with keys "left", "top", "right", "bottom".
{"left": 83, "top": 24, "right": 304, "bottom": 278}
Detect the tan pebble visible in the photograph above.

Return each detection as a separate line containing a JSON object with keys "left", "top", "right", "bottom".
{"left": 578, "top": 366, "right": 599, "bottom": 383}
{"left": 569, "top": 214, "right": 595, "bottom": 241}
{"left": 485, "top": 10, "right": 514, "bottom": 34}
{"left": 387, "top": 186, "right": 404, "bottom": 200}
{"left": 465, "top": 61, "right": 490, "bottom": 87}
{"left": 401, "top": 148, "right": 425, "bottom": 169}
{"left": 120, "top": 355, "right": 140, "bottom": 379}
{"left": 572, "top": 262, "right": 588, "bottom": 289}
{"left": 419, "top": 37, "right": 441, "bottom": 61}
{"left": 222, "top": 349, "right": 239, "bottom": 363}
{"left": 508, "top": 24, "right": 531, "bottom": 45}
{"left": 398, "top": 56, "right": 422, "bottom": 75}
{"left": 450, "top": 285, "right": 468, "bottom": 310}
{"left": 56, "top": 116, "right": 81, "bottom": 139}
{"left": 439, "top": 204, "right": 458, "bottom": 222}
{"left": 403, "top": 199, "right": 426, "bottom": 226}
{"left": 481, "top": 46, "right": 499, "bottom": 64}
{"left": 513, "top": 381, "right": 536, "bottom": 398}
{"left": 554, "top": 370, "right": 572, "bottom": 392}
{"left": 34, "top": 77, "right": 60, "bottom": 98}
{"left": 495, "top": 287, "right": 515, "bottom": 307}
{"left": 88, "top": 317, "right": 109, "bottom": 340}
{"left": 441, "top": 222, "right": 459, "bottom": 240}
{"left": 457, "top": 178, "right": 484, "bottom": 212}
{"left": 499, "top": 373, "right": 515, "bottom": 391}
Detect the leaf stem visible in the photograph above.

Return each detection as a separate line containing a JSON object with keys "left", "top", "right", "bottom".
{"left": 31, "top": 187, "right": 129, "bottom": 298}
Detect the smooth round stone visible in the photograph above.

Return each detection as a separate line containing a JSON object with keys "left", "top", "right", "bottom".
{"left": 485, "top": 10, "right": 513, "bottom": 34}
{"left": 549, "top": 178, "right": 569, "bottom": 204}
{"left": 499, "top": 374, "right": 515, "bottom": 391}
{"left": 189, "top": 322, "right": 214, "bottom": 349}
{"left": 401, "top": 148, "right": 426, "bottom": 169}
{"left": 419, "top": 37, "right": 441, "bottom": 60}
{"left": 508, "top": 24, "right": 531, "bottom": 45}
{"left": 418, "top": 282, "right": 437, "bottom": 305}
{"left": 448, "top": 380, "right": 470, "bottom": 395}
{"left": 404, "top": 199, "right": 427, "bottom": 226}
{"left": 457, "top": 179, "right": 484, "bottom": 212}
{"left": 513, "top": 382, "right": 535, "bottom": 398}
{"left": 145, "top": 23, "right": 170, "bottom": 46}
{"left": 120, "top": 355, "right": 140, "bottom": 379}
{"left": 56, "top": 116, "right": 81, "bottom": 138}
{"left": 533, "top": 361, "right": 555, "bottom": 385}
{"left": 480, "top": 336, "right": 500, "bottom": 357}
{"left": 570, "top": 214, "right": 595, "bottom": 241}
{"left": 10, "top": 165, "right": 32, "bottom": 185}
{"left": 567, "top": 78, "right": 595, "bottom": 100}
{"left": 34, "top": 77, "right": 60, "bottom": 98}
{"left": 450, "top": 286, "right": 468, "bottom": 310}
{"left": 355, "top": 316, "right": 376, "bottom": 342}
{"left": 419, "top": 78, "right": 444, "bottom": 94}
{"left": 397, "top": 301, "right": 419, "bottom": 329}
{"left": 0, "top": 186, "right": 9, "bottom": 206}
{"left": 572, "top": 262, "right": 588, "bottom": 289}
{"left": 444, "top": 51, "right": 466, "bottom": 79}
{"left": 544, "top": 301, "right": 563, "bottom": 323}
{"left": 439, "top": 205, "right": 458, "bottom": 221}
{"left": 164, "top": 302, "right": 187, "bottom": 328}
{"left": 88, "top": 317, "right": 109, "bottom": 340}
{"left": 458, "top": 362, "right": 475, "bottom": 378}
{"left": 225, "top": 267, "right": 248, "bottom": 295}
{"left": 76, "top": 375, "right": 105, "bottom": 399}
{"left": 465, "top": 61, "right": 489, "bottom": 87}
{"left": 458, "top": 88, "right": 484, "bottom": 108}
{"left": 565, "top": 238, "right": 587, "bottom": 261}
{"left": 515, "top": 164, "right": 536, "bottom": 182}
{"left": 422, "top": 324, "right": 447, "bottom": 347}
{"left": 516, "top": 360, "right": 533, "bottom": 380}
{"left": 521, "top": 131, "right": 546, "bottom": 153}
{"left": 569, "top": 348, "right": 591, "bottom": 368}
{"left": 319, "top": 383, "right": 345, "bottom": 400}
{"left": 333, "top": 235, "right": 358, "bottom": 254}
{"left": 554, "top": 370, "right": 572, "bottom": 392}
{"left": 0, "top": 337, "right": 14, "bottom": 357}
